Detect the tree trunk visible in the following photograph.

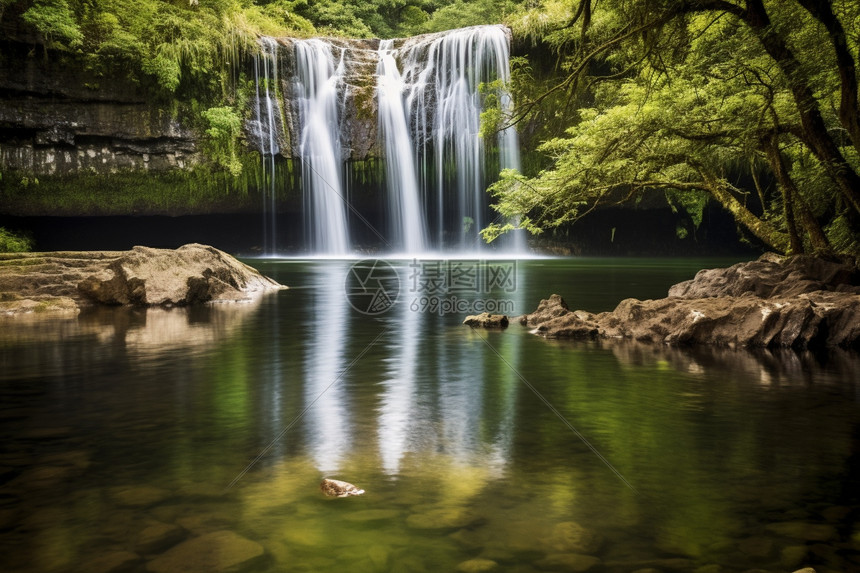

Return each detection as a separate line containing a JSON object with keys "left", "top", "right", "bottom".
{"left": 763, "top": 135, "right": 803, "bottom": 253}
{"left": 762, "top": 134, "right": 833, "bottom": 253}
{"left": 703, "top": 176, "right": 791, "bottom": 253}
{"left": 795, "top": 194, "right": 832, "bottom": 254}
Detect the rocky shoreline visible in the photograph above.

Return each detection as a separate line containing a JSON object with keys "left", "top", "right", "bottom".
{"left": 516, "top": 253, "right": 860, "bottom": 350}
{"left": 0, "top": 243, "right": 284, "bottom": 317}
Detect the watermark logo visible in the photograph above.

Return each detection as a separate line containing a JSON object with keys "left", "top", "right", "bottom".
{"left": 345, "top": 259, "right": 401, "bottom": 315}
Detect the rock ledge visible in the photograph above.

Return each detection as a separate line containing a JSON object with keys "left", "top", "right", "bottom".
{"left": 520, "top": 254, "right": 860, "bottom": 350}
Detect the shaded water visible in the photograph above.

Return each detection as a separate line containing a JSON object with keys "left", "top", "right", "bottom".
{"left": 1, "top": 259, "right": 859, "bottom": 572}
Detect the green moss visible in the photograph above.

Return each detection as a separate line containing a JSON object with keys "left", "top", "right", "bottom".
{"left": 0, "top": 150, "right": 306, "bottom": 216}
{"left": 0, "top": 167, "right": 255, "bottom": 216}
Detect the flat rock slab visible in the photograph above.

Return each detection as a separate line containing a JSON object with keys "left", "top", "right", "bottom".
{"left": 146, "top": 530, "right": 265, "bottom": 573}
{"left": 0, "top": 244, "right": 284, "bottom": 315}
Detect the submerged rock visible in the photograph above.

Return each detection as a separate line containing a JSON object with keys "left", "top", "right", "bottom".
{"left": 136, "top": 521, "right": 186, "bottom": 555}
{"left": 78, "top": 550, "right": 141, "bottom": 573}
{"left": 109, "top": 485, "right": 172, "bottom": 508}
{"left": 456, "top": 558, "right": 499, "bottom": 572}
{"left": 521, "top": 254, "right": 860, "bottom": 349}
{"left": 320, "top": 478, "right": 365, "bottom": 498}
{"left": 547, "top": 521, "right": 603, "bottom": 555}
{"left": 535, "top": 553, "right": 601, "bottom": 572}
{"left": 765, "top": 521, "right": 837, "bottom": 542}
{"left": 146, "top": 530, "right": 265, "bottom": 573}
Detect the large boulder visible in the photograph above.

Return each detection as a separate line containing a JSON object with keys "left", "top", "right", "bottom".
{"left": 0, "top": 244, "right": 283, "bottom": 316}
{"left": 77, "top": 244, "right": 283, "bottom": 306}
{"left": 521, "top": 254, "right": 860, "bottom": 350}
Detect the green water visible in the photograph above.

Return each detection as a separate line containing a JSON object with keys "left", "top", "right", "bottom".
{"left": 1, "top": 258, "right": 859, "bottom": 572}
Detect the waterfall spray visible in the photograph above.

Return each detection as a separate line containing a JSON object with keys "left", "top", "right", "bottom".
{"left": 399, "top": 25, "right": 523, "bottom": 251}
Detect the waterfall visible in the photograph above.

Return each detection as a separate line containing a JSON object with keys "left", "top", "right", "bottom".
{"left": 399, "top": 25, "right": 522, "bottom": 251}
{"left": 377, "top": 40, "right": 428, "bottom": 254}
{"left": 252, "top": 37, "right": 282, "bottom": 255}
{"left": 248, "top": 26, "right": 523, "bottom": 255}
{"left": 294, "top": 39, "right": 350, "bottom": 255}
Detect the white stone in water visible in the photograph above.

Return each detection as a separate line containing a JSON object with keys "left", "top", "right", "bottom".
{"left": 320, "top": 478, "right": 365, "bottom": 497}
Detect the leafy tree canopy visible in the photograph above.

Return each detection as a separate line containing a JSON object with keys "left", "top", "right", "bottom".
{"left": 488, "top": 0, "right": 860, "bottom": 254}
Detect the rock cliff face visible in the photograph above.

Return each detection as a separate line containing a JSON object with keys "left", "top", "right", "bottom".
{"left": 520, "top": 254, "right": 860, "bottom": 350}
{"left": 0, "top": 36, "right": 203, "bottom": 178}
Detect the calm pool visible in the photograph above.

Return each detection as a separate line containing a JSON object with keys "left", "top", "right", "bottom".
{"left": 1, "top": 258, "right": 858, "bottom": 572}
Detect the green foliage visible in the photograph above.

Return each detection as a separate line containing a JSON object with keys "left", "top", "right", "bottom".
{"left": 202, "top": 106, "right": 244, "bottom": 176}
{"left": 421, "top": 0, "right": 515, "bottom": 34}
{"left": 21, "top": 0, "right": 83, "bottom": 48}
{"left": 12, "top": 0, "right": 316, "bottom": 96}
{"left": 493, "top": 0, "right": 860, "bottom": 254}
{"left": 0, "top": 228, "right": 33, "bottom": 253}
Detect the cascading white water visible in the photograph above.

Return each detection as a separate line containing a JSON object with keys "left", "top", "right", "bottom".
{"left": 248, "top": 26, "right": 522, "bottom": 255}
{"left": 294, "top": 40, "right": 350, "bottom": 255}
{"left": 398, "top": 25, "right": 523, "bottom": 251}
{"left": 377, "top": 40, "right": 428, "bottom": 254}
{"left": 252, "top": 37, "right": 282, "bottom": 255}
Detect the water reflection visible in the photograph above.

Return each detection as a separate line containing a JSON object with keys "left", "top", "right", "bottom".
{"left": 0, "top": 303, "right": 263, "bottom": 380}
{"left": 377, "top": 292, "right": 420, "bottom": 476}
{"left": 303, "top": 262, "right": 353, "bottom": 474}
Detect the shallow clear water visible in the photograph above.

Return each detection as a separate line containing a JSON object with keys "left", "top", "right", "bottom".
{"left": 1, "top": 258, "right": 859, "bottom": 573}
